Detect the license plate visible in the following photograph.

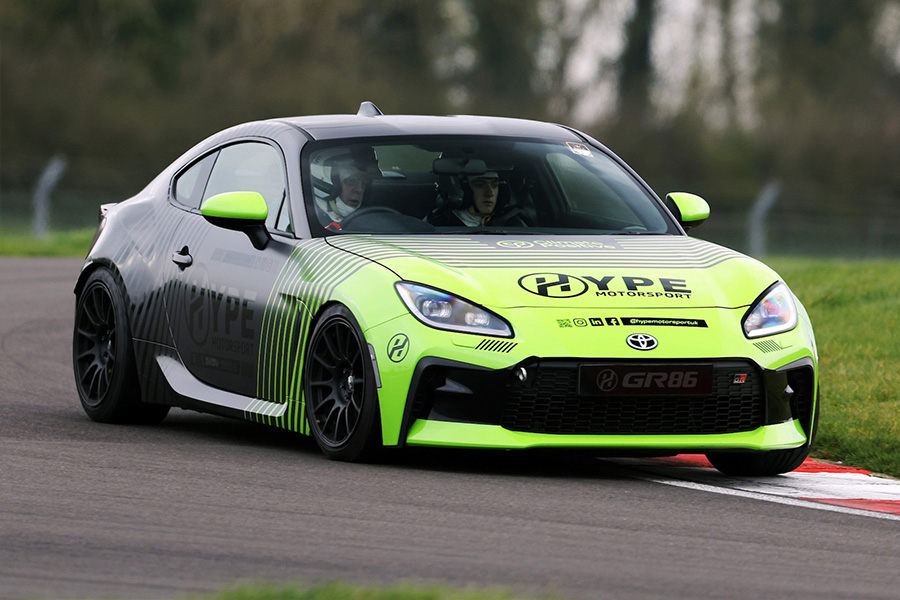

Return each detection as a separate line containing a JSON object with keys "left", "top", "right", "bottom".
{"left": 578, "top": 364, "right": 714, "bottom": 396}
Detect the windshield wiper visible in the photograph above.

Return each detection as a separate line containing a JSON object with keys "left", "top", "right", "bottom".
{"left": 467, "top": 227, "right": 523, "bottom": 234}
{"left": 434, "top": 227, "right": 526, "bottom": 234}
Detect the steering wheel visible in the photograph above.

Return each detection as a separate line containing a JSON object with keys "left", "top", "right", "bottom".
{"left": 339, "top": 206, "right": 402, "bottom": 228}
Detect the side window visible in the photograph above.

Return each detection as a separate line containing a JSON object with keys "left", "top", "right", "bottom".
{"left": 275, "top": 197, "right": 292, "bottom": 232}
{"left": 203, "top": 142, "right": 289, "bottom": 231}
{"left": 173, "top": 153, "right": 217, "bottom": 209}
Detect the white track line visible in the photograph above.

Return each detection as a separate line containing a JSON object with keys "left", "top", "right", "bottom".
{"left": 631, "top": 471, "right": 900, "bottom": 521}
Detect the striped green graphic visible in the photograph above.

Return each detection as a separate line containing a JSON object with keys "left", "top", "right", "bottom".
{"left": 251, "top": 239, "right": 372, "bottom": 433}
{"left": 328, "top": 235, "right": 748, "bottom": 269}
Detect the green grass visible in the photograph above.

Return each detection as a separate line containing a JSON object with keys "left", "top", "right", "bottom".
{"left": 0, "top": 227, "right": 95, "bottom": 256}
{"left": 769, "top": 258, "right": 900, "bottom": 477}
{"left": 189, "top": 582, "right": 537, "bottom": 600}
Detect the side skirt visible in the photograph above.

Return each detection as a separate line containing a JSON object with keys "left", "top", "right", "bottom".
{"left": 156, "top": 354, "right": 288, "bottom": 422}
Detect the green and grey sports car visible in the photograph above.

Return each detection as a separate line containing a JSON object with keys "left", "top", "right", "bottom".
{"left": 73, "top": 102, "right": 818, "bottom": 475}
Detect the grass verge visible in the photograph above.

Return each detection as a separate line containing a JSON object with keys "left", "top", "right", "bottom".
{"left": 770, "top": 258, "right": 900, "bottom": 477}
{"left": 189, "top": 581, "right": 537, "bottom": 600}
{"left": 0, "top": 228, "right": 95, "bottom": 256}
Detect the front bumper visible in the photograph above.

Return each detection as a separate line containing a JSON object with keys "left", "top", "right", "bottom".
{"left": 398, "top": 355, "right": 816, "bottom": 452}
{"left": 406, "top": 419, "right": 807, "bottom": 451}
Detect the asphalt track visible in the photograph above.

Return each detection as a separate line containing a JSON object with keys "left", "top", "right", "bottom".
{"left": 1, "top": 257, "right": 898, "bottom": 600}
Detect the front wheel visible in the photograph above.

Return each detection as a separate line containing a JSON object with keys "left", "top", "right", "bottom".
{"left": 706, "top": 446, "right": 811, "bottom": 476}
{"left": 304, "top": 305, "right": 381, "bottom": 461}
{"left": 707, "top": 393, "right": 820, "bottom": 476}
{"left": 73, "top": 268, "right": 169, "bottom": 424}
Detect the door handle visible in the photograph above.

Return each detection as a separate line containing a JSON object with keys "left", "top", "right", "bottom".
{"left": 172, "top": 247, "right": 193, "bottom": 269}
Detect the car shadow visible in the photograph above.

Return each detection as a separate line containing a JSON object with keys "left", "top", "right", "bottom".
{"left": 378, "top": 446, "right": 659, "bottom": 481}
{"left": 100, "top": 409, "right": 671, "bottom": 481}
{"left": 156, "top": 409, "right": 321, "bottom": 455}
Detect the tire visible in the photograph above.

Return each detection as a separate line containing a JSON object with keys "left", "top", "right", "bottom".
{"left": 706, "top": 393, "right": 820, "bottom": 476}
{"left": 304, "top": 304, "right": 381, "bottom": 461}
{"left": 73, "top": 268, "right": 169, "bottom": 424}
{"left": 706, "top": 446, "right": 810, "bottom": 476}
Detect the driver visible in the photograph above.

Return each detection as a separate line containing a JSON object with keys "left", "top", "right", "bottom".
{"left": 429, "top": 171, "right": 500, "bottom": 227}
{"left": 316, "top": 150, "right": 381, "bottom": 228}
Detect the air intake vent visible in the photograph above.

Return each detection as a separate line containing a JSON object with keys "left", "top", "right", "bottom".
{"left": 476, "top": 339, "right": 517, "bottom": 353}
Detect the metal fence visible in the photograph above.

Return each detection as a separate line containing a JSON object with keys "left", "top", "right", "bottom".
{"left": 2, "top": 178, "right": 899, "bottom": 259}
{"left": 692, "top": 201, "right": 900, "bottom": 259}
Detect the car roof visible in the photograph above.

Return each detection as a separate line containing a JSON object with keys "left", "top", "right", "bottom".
{"left": 270, "top": 113, "right": 584, "bottom": 142}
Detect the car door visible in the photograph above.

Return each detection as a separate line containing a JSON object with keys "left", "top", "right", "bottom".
{"left": 165, "top": 140, "right": 297, "bottom": 401}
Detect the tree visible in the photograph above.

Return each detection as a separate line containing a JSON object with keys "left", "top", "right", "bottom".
{"left": 755, "top": 0, "right": 900, "bottom": 210}
{"left": 617, "top": 0, "right": 655, "bottom": 124}
{"left": 454, "top": 0, "right": 547, "bottom": 117}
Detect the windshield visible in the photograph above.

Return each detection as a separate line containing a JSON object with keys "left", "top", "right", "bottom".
{"left": 303, "top": 137, "right": 677, "bottom": 235}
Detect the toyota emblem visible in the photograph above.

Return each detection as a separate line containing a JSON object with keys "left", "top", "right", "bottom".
{"left": 626, "top": 333, "right": 658, "bottom": 351}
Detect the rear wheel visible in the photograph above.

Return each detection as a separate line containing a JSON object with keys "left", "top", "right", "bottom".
{"left": 73, "top": 268, "right": 169, "bottom": 424}
{"left": 304, "top": 305, "right": 381, "bottom": 461}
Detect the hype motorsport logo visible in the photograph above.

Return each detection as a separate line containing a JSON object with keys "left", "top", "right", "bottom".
{"left": 517, "top": 272, "right": 693, "bottom": 300}
{"left": 517, "top": 273, "right": 589, "bottom": 298}
{"left": 387, "top": 333, "right": 410, "bottom": 362}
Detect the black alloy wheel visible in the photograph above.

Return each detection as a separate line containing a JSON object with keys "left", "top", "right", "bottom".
{"left": 305, "top": 305, "right": 380, "bottom": 461}
{"left": 74, "top": 278, "right": 118, "bottom": 406}
{"left": 73, "top": 268, "right": 168, "bottom": 424}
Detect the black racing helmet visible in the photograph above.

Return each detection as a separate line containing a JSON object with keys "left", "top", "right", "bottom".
{"left": 328, "top": 146, "right": 382, "bottom": 196}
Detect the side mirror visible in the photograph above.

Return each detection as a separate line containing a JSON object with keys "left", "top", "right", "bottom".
{"left": 665, "top": 192, "right": 710, "bottom": 232}
{"left": 200, "top": 191, "right": 271, "bottom": 250}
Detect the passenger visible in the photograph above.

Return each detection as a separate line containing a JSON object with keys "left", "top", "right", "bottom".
{"left": 428, "top": 171, "right": 500, "bottom": 227}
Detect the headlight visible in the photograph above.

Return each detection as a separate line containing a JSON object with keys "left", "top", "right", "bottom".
{"left": 395, "top": 282, "right": 513, "bottom": 337}
{"left": 742, "top": 282, "right": 798, "bottom": 338}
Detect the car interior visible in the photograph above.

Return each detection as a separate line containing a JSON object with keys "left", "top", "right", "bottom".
{"left": 305, "top": 137, "right": 675, "bottom": 235}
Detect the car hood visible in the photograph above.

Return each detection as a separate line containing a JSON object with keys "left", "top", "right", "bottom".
{"left": 327, "top": 235, "right": 780, "bottom": 310}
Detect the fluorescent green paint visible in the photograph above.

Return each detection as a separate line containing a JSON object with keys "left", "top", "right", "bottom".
{"left": 247, "top": 233, "right": 817, "bottom": 454}
{"left": 365, "top": 301, "right": 816, "bottom": 447}
{"left": 666, "top": 192, "right": 710, "bottom": 229}
{"left": 200, "top": 191, "right": 268, "bottom": 222}
{"left": 405, "top": 419, "right": 808, "bottom": 450}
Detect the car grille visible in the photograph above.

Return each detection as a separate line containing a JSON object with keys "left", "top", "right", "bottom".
{"left": 500, "top": 361, "right": 764, "bottom": 435}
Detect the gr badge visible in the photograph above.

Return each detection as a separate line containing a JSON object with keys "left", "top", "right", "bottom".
{"left": 387, "top": 333, "right": 410, "bottom": 362}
